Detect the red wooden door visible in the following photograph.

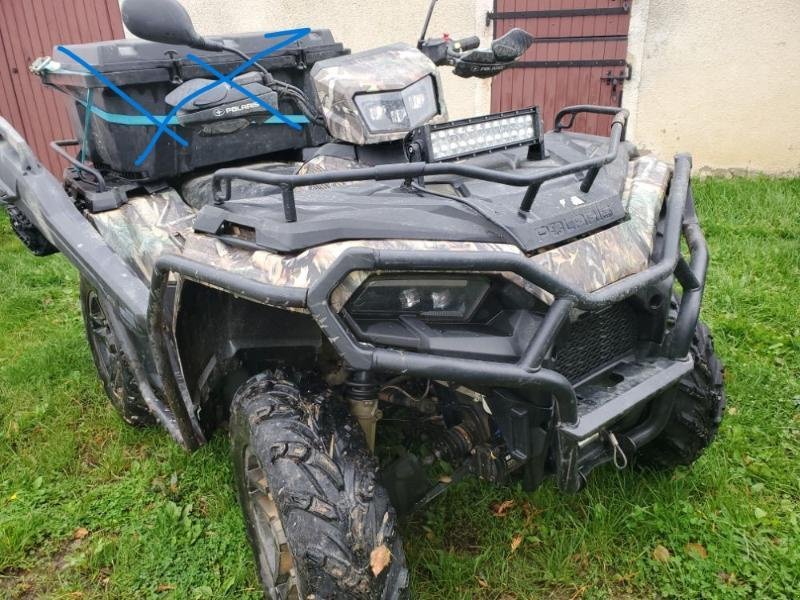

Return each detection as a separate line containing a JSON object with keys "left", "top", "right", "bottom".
{"left": 490, "top": 0, "right": 632, "bottom": 136}
{"left": 0, "top": 0, "right": 124, "bottom": 174}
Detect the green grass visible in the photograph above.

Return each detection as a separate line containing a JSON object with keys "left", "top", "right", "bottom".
{"left": 1, "top": 177, "right": 798, "bottom": 599}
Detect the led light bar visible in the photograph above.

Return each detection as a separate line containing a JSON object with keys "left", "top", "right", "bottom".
{"left": 408, "top": 106, "right": 543, "bottom": 163}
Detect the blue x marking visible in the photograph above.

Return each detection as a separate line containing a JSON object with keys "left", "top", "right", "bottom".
{"left": 56, "top": 27, "right": 311, "bottom": 167}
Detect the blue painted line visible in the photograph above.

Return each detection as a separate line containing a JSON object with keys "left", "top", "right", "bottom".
{"left": 136, "top": 27, "right": 311, "bottom": 165}
{"left": 57, "top": 45, "right": 188, "bottom": 147}
{"left": 76, "top": 101, "right": 309, "bottom": 126}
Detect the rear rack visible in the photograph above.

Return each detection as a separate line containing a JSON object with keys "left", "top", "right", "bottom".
{"left": 211, "top": 105, "right": 629, "bottom": 223}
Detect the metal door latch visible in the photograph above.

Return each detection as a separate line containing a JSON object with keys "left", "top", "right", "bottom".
{"left": 601, "top": 63, "right": 633, "bottom": 100}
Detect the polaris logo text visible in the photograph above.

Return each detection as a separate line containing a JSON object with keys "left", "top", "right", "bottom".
{"left": 216, "top": 102, "right": 261, "bottom": 118}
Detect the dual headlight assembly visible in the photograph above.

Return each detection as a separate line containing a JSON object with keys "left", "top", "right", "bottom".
{"left": 346, "top": 275, "right": 491, "bottom": 322}
{"left": 342, "top": 274, "right": 545, "bottom": 359}
{"left": 354, "top": 77, "right": 439, "bottom": 134}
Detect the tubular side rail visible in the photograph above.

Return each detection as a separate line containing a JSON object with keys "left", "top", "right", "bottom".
{"left": 554, "top": 105, "right": 628, "bottom": 137}
{"left": 212, "top": 106, "right": 630, "bottom": 221}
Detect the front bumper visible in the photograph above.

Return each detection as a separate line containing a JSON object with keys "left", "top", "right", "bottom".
{"left": 299, "top": 153, "right": 708, "bottom": 491}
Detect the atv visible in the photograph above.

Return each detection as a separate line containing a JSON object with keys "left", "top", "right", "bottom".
{"left": 0, "top": 0, "right": 725, "bottom": 597}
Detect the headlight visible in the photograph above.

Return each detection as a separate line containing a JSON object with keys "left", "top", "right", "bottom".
{"left": 354, "top": 77, "right": 438, "bottom": 134}
{"left": 346, "top": 276, "right": 490, "bottom": 321}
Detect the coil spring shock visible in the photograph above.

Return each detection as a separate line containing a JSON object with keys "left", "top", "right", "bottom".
{"left": 346, "top": 372, "right": 382, "bottom": 451}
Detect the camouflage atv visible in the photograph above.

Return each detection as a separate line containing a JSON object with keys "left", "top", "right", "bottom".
{"left": 0, "top": 0, "right": 724, "bottom": 597}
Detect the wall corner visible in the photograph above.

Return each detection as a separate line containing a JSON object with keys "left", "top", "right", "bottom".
{"left": 622, "top": 0, "right": 650, "bottom": 144}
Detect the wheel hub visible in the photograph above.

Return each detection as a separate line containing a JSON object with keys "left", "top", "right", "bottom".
{"left": 86, "top": 291, "right": 125, "bottom": 400}
{"left": 244, "top": 447, "right": 300, "bottom": 600}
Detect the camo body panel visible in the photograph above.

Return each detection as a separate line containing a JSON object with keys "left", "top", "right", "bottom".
{"left": 311, "top": 43, "right": 448, "bottom": 145}
{"left": 91, "top": 189, "right": 194, "bottom": 280}
{"left": 527, "top": 155, "right": 671, "bottom": 302}
{"left": 88, "top": 155, "right": 670, "bottom": 311}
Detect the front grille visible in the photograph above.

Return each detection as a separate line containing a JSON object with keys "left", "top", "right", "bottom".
{"left": 553, "top": 303, "right": 640, "bottom": 383}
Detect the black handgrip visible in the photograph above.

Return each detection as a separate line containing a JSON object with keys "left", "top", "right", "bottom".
{"left": 454, "top": 36, "right": 481, "bottom": 51}
{"left": 492, "top": 28, "right": 535, "bottom": 62}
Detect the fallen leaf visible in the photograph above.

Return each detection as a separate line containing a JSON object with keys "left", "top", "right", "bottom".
{"left": 510, "top": 535, "right": 523, "bottom": 553}
{"left": 438, "top": 475, "right": 452, "bottom": 484}
{"left": 718, "top": 572, "right": 738, "bottom": 585}
{"left": 652, "top": 545, "right": 671, "bottom": 563}
{"left": 73, "top": 528, "right": 89, "bottom": 540}
{"left": 492, "top": 500, "right": 515, "bottom": 517}
{"left": 370, "top": 544, "right": 392, "bottom": 577}
{"left": 685, "top": 542, "right": 708, "bottom": 559}
{"left": 521, "top": 501, "right": 539, "bottom": 524}
{"left": 728, "top": 406, "right": 738, "bottom": 416}
{"left": 476, "top": 577, "right": 489, "bottom": 589}
{"left": 156, "top": 584, "right": 176, "bottom": 593}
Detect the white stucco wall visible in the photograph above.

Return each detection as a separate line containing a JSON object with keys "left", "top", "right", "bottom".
{"left": 135, "top": 0, "right": 494, "bottom": 120}
{"left": 624, "top": 0, "right": 800, "bottom": 175}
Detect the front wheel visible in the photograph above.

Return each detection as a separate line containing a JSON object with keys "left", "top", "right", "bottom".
{"left": 230, "top": 374, "right": 409, "bottom": 600}
{"left": 637, "top": 321, "right": 726, "bottom": 469}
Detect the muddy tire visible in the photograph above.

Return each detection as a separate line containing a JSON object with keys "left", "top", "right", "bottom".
{"left": 230, "top": 374, "right": 409, "bottom": 600}
{"left": 80, "top": 278, "right": 155, "bottom": 427}
{"left": 637, "top": 321, "right": 726, "bottom": 469}
{"left": 6, "top": 205, "right": 57, "bottom": 256}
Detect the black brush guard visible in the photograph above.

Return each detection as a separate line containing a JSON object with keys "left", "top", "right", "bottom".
{"left": 0, "top": 107, "right": 708, "bottom": 492}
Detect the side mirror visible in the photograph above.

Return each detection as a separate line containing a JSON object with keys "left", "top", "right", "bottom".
{"left": 121, "top": 0, "right": 223, "bottom": 51}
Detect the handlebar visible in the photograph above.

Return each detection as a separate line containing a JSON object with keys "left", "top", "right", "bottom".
{"left": 454, "top": 35, "right": 480, "bottom": 52}
{"left": 419, "top": 28, "right": 534, "bottom": 79}
{"left": 418, "top": 35, "right": 474, "bottom": 66}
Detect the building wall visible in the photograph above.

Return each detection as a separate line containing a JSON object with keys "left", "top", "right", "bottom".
{"left": 624, "top": 0, "right": 800, "bottom": 175}
{"left": 149, "top": 0, "right": 495, "bottom": 121}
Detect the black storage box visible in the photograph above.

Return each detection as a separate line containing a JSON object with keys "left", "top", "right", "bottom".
{"left": 44, "top": 31, "right": 348, "bottom": 181}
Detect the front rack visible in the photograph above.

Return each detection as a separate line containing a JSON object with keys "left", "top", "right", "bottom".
{"left": 211, "top": 105, "right": 630, "bottom": 222}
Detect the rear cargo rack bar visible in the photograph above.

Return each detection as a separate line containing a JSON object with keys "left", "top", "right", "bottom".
{"left": 212, "top": 105, "right": 630, "bottom": 222}
{"left": 50, "top": 139, "right": 108, "bottom": 192}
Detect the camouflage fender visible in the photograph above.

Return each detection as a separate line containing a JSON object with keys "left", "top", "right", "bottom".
{"left": 527, "top": 155, "right": 671, "bottom": 302}
{"left": 91, "top": 189, "right": 195, "bottom": 280}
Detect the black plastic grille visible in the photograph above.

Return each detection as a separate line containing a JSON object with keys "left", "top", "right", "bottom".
{"left": 553, "top": 303, "right": 639, "bottom": 383}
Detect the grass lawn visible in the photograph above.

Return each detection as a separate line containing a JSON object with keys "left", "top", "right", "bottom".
{"left": 0, "top": 177, "right": 798, "bottom": 599}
